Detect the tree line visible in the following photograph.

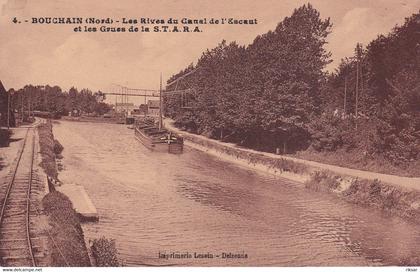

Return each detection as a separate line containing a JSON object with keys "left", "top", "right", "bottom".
{"left": 316, "top": 11, "right": 420, "bottom": 165}
{"left": 164, "top": 4, "right": 420, "bottom": 166}
{"left": 7, "top": 85, "right": 111, "bottom": 119}
{"left": 1, "top": 83, "right": 110, "bottom": 148}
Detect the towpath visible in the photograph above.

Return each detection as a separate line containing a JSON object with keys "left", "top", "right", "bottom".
{"left": 163, "top": 118, "right": 420, "bottom": 192}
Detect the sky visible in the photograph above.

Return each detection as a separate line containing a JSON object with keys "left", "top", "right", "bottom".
{"left": 0, "top": 0, "right": 419, "bottom": 104}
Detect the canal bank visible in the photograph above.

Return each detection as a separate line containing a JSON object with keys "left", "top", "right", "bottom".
{"left": 61, "top": 116, "right": 125, "bottom": 124}
{"left": 163, "top": 119, "right": 420, "bottom": 224}
{"left": 52, "top": 119, "right": 420, "bottom": 266}
{"left": 37, "top": 120, "right": 91, "bottom": 266}
{"left": 37, "top": 119, "right": 120, "bottom": 266}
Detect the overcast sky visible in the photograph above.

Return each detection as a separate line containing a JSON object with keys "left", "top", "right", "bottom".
{"left": 0, "top": 0, "right": 419, "bottom": 99}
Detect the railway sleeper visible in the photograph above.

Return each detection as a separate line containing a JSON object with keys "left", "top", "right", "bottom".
{"left": 3, "top": 206, "right": 38, "bottom": 213}
{"left": 8, "top": 176, "right": 32, "bottom": 179}
{"left": 2, "top": 252, "right": 44, "bottom": 262}
{"left": 0, "top": 245, "right": 41, "bottom": 251}
{"left": 0, "top": 240, "right": 45, "bottom": 254}
{"left": 5, "top": 196, "right": 32, "bottom": 201}
{"left": 0, "top": 248, "right": 31, "bottom": 258}
{"left": 2, "top": 204, "right": 26, "bottom": 210}
{"left": 4, "top": 187, "right": 32, "bottom": 191}
{"left": 3, "top": 211, "right": 35, "bottom": 218}
{"left": 3, "top": 201, "right": 29, "bottom": 206}
{"left": 0, "top": 237, "right": 44, "bottom": 247}
{"left": 0, "top": 229, "right": 27, "bottom": 234}
{"left": 0, "top": 221, "right": 27, "bottom": 226}
{"left": 2, "top": 204, "right": 31, "bottom": 209}
{"left": 1, "top": 217, "right": 27, "bottom": 223}
{"left": 8, "top": 177, "right": 32, "bottom": 182}
{"left": 0, "top": 231, "right": 29, "bottom": 238}
{"left": 2, "top": 218, "right": 37, "bottom": 224}
{"left": 4, "top": 188, "right": 31, "bottom": 192}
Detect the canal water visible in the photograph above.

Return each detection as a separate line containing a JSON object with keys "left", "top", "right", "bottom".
{"left": 53, "top": 121, "right": 420, "bottom": 266}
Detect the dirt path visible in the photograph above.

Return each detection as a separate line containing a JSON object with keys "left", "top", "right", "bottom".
{"left": 163, "top": 119, "right": 420, "bottom": 192}
{"left": 0, "top": 120, "right": 44, "bottom": 182}
{"left": 0, "top": 128, "right": 29, "bottom": 183}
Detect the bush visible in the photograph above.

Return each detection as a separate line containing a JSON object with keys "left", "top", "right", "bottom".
{"left": 368, "top": 179, "right": 382, "bottom": 198}
{"left": 53, "top": 139, "right": 64, "bottom": 155}
{"left": 91, "top": 237, "right": 120, "bottom": 267}
{"left": 38, "top": 121, "right": 58, "bottom": 178}
{"left": 0, "top": 128, "right": 12, "bottom": 147}
{"left": 305, "top": 170, "right": 341, "bottom": 191}
{"left": 382, "top": 189, "right": 399, "bottom": 210}
{"left": 42, "top": 191, "right": 91, "bottom": 266}
{"left": 308, "top": 114, "right": 345, "bottom": 152}
{"left": 272, "top": 158, "right": 308, "bottom": 174}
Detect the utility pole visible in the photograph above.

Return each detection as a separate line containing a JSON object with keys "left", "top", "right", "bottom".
{"left": 159, "top": 73, "right": 163, "bottom": 131}
{"left": 181, "top": 91, "right": 184, "bottom": 108}
{"left": 28, "top": 94, "right": 31, "bottom": 119}
{"left": 7, "top": 90, "right": 11, "bottom": 130}
{"left": 144, "top": 90, "right": 147, "bottom": 117}
{"left": 360, "top": 62, "right": 363, "bottom": 101}
{"left": 120, "top": 86, "right": 122, "bottom": 115}
{"left": 125, "top": 86, "right": 128, "bottom": 116}
{"left": 20, "top": 91, "right": 23, "bottom": 123}
{"left": 355, "top": 43, "right": 362, "bottom": 129}
{"left": 28, "top": 87, "right": 33, "bottom": 119}
{"left": 344, "top": 76, "right": 347, "bottom": 116}
{"left": 355, "top": 58, "right": 359, "bottom": 129}
{"left": 7, "top": 89, "right": 15, "bottom": 129}
{"left": 356, "top": 60, "right": 359, "bottom": 119}
{"left": 124, "top": 83, "right": 129, "bottom": 116}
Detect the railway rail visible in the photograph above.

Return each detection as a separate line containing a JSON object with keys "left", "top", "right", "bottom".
{"left": 0, "top": 124, "right": 44, "bottom": 266}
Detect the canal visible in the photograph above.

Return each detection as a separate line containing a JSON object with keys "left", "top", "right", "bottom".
{"left": 53, "top": 120, "right": 420, "bottom": 266}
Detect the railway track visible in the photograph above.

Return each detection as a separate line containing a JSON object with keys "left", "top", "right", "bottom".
{"left": 0, "top": 126, "right": 44, "bottom": 266}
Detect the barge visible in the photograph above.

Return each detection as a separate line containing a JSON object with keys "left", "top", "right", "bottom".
{"left": 134, "top": 119, "right": 183, "bottom": 153}
{"left": 133, "top": 74, "right": 184, "bottom": 154}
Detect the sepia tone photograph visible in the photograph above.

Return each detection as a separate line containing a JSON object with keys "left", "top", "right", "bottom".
{"left": 0, "top": 0, "right": 419, "bottom": 269}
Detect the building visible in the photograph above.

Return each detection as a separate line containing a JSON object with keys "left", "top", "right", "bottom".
{"left": 0, "top": 81, "right": 7, "bottom": 126}
{"left": 0, "top": 80, "right": 15, "bottom": 127}
{"left": 147, "top": 100, "right": 160, "bottom": 117}
{"left": 114, "top": 102, "right": 136, "bottom": 114}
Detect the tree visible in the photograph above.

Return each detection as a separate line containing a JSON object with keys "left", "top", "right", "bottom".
{"left": 245, "top": 3, "right": 332, "bottom": 151}
{"left": 315, "top": 11, "right": 420, "bottom": 164}
{"left": 165, "top": 3, "right": 333, "bottom": 153}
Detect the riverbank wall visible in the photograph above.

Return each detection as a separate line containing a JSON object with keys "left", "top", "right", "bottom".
{"left": 39, "top": 119, "right": 121, "bottom": 266}
{"left": 61, "top": 116, "right": 124, "bottom": 124}
{"left": 305, "top": 171, "right": 420, "bottom": 224}
{"left": 37, "top": 120, "right": 91, "bottom": 266}
{"left": 164, "top": 119, "right": 420, "bottom": 224}
{"left": 184, "top": 135, "right": 311, "bottom": 182}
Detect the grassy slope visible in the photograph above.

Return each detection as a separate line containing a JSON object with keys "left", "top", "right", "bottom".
{"left": 295, "top": 149, "right": 420, "bottom": 178}
{"left": 38, "top": 121, "right": 59, "bottom": 179}
{"left": 305, "top": 170, "right": 420, "bottom": 224}
{"left": 42, "top": 191, "right": 91, "bottom": 266}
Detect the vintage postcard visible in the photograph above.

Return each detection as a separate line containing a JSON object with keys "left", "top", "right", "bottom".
{"left": 0, "top": 0, "right": 419, "bottom": 270}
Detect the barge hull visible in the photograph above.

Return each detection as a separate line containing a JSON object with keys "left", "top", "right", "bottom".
{"left": 135, "top": 128, "right": 183, "bottom": 154}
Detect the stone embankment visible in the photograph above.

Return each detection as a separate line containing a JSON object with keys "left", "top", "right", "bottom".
{"left": 37, "top": 120, "right": 91, "bottom": 266}
{"left": 164, "top": 119, "right": 420, "bottom": 223}
{"left": 38, "top": 119, "right": 119, "bottom": 266}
